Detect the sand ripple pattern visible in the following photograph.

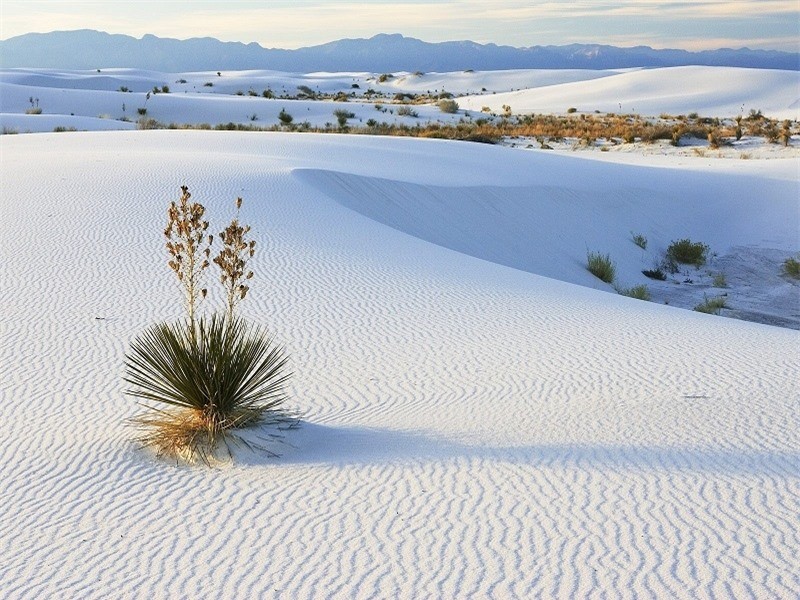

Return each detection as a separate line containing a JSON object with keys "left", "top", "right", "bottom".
{"left": 1, "top": 131, "right": 798, "bottom": 599}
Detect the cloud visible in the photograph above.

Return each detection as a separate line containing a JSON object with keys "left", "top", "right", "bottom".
{"left": 1, "top": 0, "right": 797, "bottom": 51}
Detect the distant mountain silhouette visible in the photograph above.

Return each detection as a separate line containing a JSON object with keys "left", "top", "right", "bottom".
{"left": 2, "top": 30, "right": 797, "bottom": 71}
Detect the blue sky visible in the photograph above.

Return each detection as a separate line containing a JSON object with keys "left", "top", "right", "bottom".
{"left": 2, "top": 1, "right": 798, "bottom": 51}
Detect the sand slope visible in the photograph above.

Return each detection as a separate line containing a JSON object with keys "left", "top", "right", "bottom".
{"left": 0, "top": 131, "right": 798, "bottom": 598}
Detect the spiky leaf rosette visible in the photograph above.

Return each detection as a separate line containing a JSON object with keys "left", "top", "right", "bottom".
{"left": 125, "top": 315, "right": 291, "bottom": 462}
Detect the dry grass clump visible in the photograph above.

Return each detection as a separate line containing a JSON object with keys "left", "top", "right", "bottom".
{"left": 126, "top": 186, "right": 293, "bottom": 464}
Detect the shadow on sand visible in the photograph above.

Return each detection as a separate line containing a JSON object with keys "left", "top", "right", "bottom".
{"left": 235, "top": 421, "right": 799, "bottom": 476}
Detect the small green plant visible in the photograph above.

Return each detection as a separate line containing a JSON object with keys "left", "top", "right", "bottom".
{"left": 438, "top": 99, "right": 459, "bottom": 114}
{"left": 137, "top": 107, "right": 147, "bottom": 116}
{"left": 667, "top": 238, "right": 710, "bottom": 267}
{"left": 567, "top": 107, "right": 577, "bottom": 114}
{"left": 631, "top": 232, "right": 647, "bottom": 249}
{"left": 587, "top": 251, "right": 615, "bottom": 283}
{"left": 694, "top": 295, "right": 727, "bottom": 315}
{"left": 782, "top": 255, "right": 800, "bottom": 279}
{"left": 616, "top": 284, "right": 651, "bottom": 301}
{"left": 712, "top": 272, "right": 727, "bottom": 288}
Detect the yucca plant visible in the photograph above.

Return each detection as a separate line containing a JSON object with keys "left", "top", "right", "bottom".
{"left": 126, "top": 186, "right": 293, "bottom": 463}
{"left": 126, "top": 315, "right": 291, "bottom": 462}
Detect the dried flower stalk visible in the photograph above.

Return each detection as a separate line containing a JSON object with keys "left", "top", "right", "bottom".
{"left": 165, "top": 185, "right": 211, "bottom": 330}
{"left": 214, "top": 197, "right": 255, "bottom": 322}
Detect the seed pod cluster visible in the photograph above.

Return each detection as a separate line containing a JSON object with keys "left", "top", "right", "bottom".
{"left": 214, "top": 197, "right": 256, "bottom": 322}
{"left": 164, "top": 185, "right": 211, "bottom": 328}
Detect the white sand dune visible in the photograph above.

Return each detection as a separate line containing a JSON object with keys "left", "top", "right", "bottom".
{"left": 2, "top": 65, "right": 797, "bottom": 136}
{"left": 460, "top": 66, "right": 800, "bottom": 119}
{"left": 1, "top": 130, "right": 798, "bottom": 598}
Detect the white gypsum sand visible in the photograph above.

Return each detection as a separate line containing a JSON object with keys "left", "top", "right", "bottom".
{"left": 0, "top": 130, "right": 798, "bottom": 598}
{"left": 1, "top": 65, "right": 798, "bottom": 133}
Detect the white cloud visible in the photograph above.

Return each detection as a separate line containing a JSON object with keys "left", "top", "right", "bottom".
{"left": 1, "top": 0, "right": 797, "bottom": 51}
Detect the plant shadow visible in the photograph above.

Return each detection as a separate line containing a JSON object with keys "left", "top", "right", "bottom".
{"left": 236, "top": 421, "right": 799, "bottom": 477}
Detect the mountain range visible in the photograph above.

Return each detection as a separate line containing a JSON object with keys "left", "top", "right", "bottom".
{"left": 1, "top": 30, "right": 797, "bottom": 72}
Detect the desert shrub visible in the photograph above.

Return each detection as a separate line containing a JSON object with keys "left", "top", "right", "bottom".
{"left": 397, "top": 106, "right": 418, "bottom": 118}
{"left": 53, "top": 126, "right": 77, "bottom": 133}
{"left": 125, "top": 187, "right": 292, "bottom": 463}
{"left": 278, "top": 108, "right": 293, "bottom": 125}
{"left": 667, "top": 238, "right": 710, "bottom": 267}
{"left": 161, "top": 85, "right": 170, "bottom": 93}
{"left": 631, "top": 232, "right": 647, "bottom": 249}
{"left": 297, "top": 85, "right": 316, "bottom": 99}
{"left": 333, "top": 108, "right": 355, "bottom": 127}
{"left": 642, "top": 268, "right": 666, "bottom": 280}
{"left": 567, "top": 107, "right": 577, "bottom": 114}
{"left": 203, "top": 82, "right": 214, "bottom": 87}
{"left": 783, "top": 256, "right": 800, "bottom": 279}
{"left": 24, "top": 107, "right": 43, "bottom": 115}
{"left": 616, "top": 284, "right": 651, "bottom": 301}
{"left": 137, "top": 118, "right": 163, "bottom": 130}
{"left": 378, "top": 73, "right": 393, "bottom": 83}
{"left": 712, "top": 272, "right": 727, "bottom": 287}
{"left": 262, "top": 88, "right": 274, "bottom": 99}
{"left": 137, "top": 107, "right": 147, "bottom": 116}
{"left": 587, "top": 251, "right": 615, "bottom": 283}
{"left": 694, "top": 295, "right": 727, "bottom": 315}
{"left": 119, "top": 86, "right": 130, "bottom": 92}
{"left": 438, "top": 99, "right": 459, "bottom": 114}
